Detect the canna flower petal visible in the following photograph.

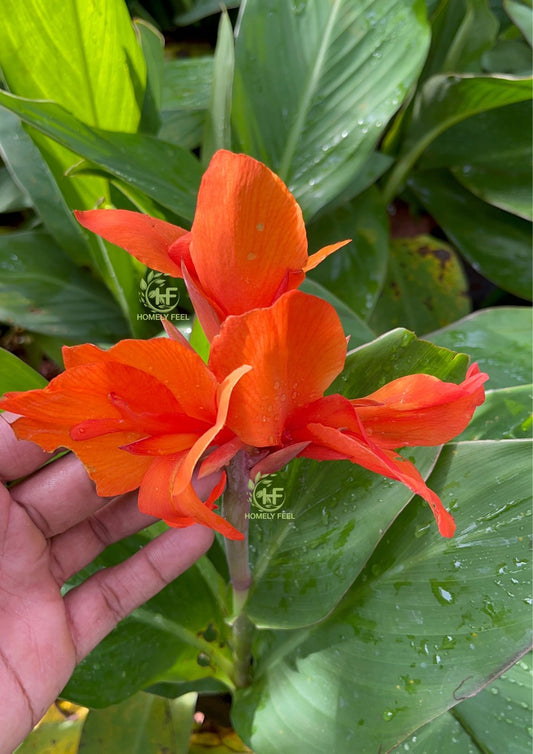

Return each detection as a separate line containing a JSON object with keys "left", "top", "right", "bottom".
{"left": 181, "top": 262, "right": 223, "bottom": 342}
{"left": 74, "top": 151, "right": 349, "bottom": 337}
{"left": 249, "top": 441, "right": 311, "bottom": 479}
{"left": 188, "top": 150, "right": 348, "bottom": 316}
{"left": 0, "top": 338, "right": 247, "bottom": 538}
{"left": 352, "top": 363, "right": 488, "bottom": 449}
{"left": 172, "top": 365, "right": 252, "bottom": 497}
{"left": 64, "top": 339, "right": 218, "bottom": 423}
{"left": 0, "top": 363, "right": 157, "bottom": 496}
{"left": 303, "top": 241, "right": 352, "bottom": 273}
{"left": 5, "top": 414, "right": 153, "bottom": 495}
{"left": 198, "top": 437, "right": 247, "bottom": 479}
{"left": 209, "top": 290, "right": 347, "bottom": 447}
{"left": 138, "top": 456, "right": 243, "bottom": 539}
{"left": 74, "top": 209, "right": 189, "bottom": 277}
{"left": 300, "top": 421, "right": 456, "bottom": 538}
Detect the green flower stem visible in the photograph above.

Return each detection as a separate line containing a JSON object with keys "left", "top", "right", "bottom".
{"left": 224, "top": 451, "right": 252, "bottom": 595}
{"left": 232, "top": 611, "right": 254, "bottom": 688}
{"left": 223, "top": 450, "right": 255, "bottom": 687}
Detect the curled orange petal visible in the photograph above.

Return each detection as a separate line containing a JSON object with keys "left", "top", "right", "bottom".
{"left": 138, "top": 456, "right": 243, "bottom": 539}
{"left": 172, "top": 364, "right": 252, "bottom": 497}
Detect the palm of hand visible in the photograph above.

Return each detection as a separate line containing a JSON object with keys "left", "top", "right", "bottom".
{"left": 0, "top": 415, "right": 214, "bottom": 753}
{"left": 0, "top": 485, "right": 77, "bottom": 743}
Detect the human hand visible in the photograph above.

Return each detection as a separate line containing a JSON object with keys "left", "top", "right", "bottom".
{"left": 0, "top": 412, "right": 214, "bottom": 753}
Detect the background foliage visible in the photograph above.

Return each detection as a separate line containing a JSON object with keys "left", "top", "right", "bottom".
{"left": 0, "top": 0, "right": 531, "bottom": 752}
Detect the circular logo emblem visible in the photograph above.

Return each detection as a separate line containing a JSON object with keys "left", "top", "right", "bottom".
{"left": 252, "top": 477, "right": 286, "bottom": 512}
{"left": 140, "top": 271, "right": 180, "bottom": 314}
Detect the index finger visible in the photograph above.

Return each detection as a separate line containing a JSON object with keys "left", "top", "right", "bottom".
{"left": 1, "top": 414, "right": 115, "bottom": 537}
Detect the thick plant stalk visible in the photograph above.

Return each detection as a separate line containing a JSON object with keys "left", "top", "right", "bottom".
{"left": 223, "top": 450, "right": 254, "bottom": 687}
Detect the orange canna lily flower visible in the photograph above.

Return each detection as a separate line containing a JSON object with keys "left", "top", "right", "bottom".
{"left": 74, "top": 150, "right": 349, "bottom": 340}
{"left": 350, "top": 364, "right": 488, "bottom": 449}
{"left": 0, "top": 339, "right": 250, "bottom": 540}
{"left": 208, "top": 291, "right": 488, "bottom": 538}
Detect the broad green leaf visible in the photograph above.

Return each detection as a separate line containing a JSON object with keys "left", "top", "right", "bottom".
{"left": 105, "top": 176, "right": 186, "bottom": 223}
{"left": 457, "top": 385, "right": 532, "bottom": 440}
{"left": 0, "top": 0, "right": 145, "bottom": 132}
{"left": 505, "top": 0, "right": 533, "bottom": 45}
{"left": 316, "top": 151, "right": 394, "bottom": 209}
{"left": 422, "top": 0, "right": 499, "bottom": 78}
{"left": 452, "top": 161, "right": 532, "bottom": 221}
{"left": 0, "top": 348, "right": 47, "bottom": 394}
{"left": 202, "top": 12, "right": 235, "bottom": 164}
{"left": 383, "top": 73, "right": 532, "bottom": 201}
{"left": 420, "top": 101, "right": 531, "bottom": 169}
{"left": 402, "top": 73, "right": 532, "bottom": 157}
{"left": 233, "top": 0, "right": 430, "bottom": 219}
{"left": 369, "top": 235, "right": 471, "bottom": 335}
{"left": 245, "top": 448, "right": 440, "bottom": 629}
{"left": 135, "top": 19, "right": 165, "bottom": 135}
{"left": 429, "top": 308, "right": 532, "bottom": 390}
{"left": 0, "top": 104, "right": 145, "bottom": 329}
{"left": 451, "top": 651, "right": 533, "bottom": 754}
{"left": 488, "top": 0, "right": 519, "bottom": 27}
{"left": 244, "top": 331, "right": 470, "bottom": 628}
{"left": 410, "top": 170, "right": 532, "bottom": 300}
{"left": 300, "top": 279, "right": 375, "bottom": 348}
{"left": 0, "top": 93, "right": 202, "bottom": 223}
{"left": 307, "top": 187, "right": 389, "bottom": 321}
{"left": 159, "top": 57, "right": 213, "bottom": 149}
{"left": 0, "top": 5, "right": 158, "bottom": 330}
{"left": 419, "top": 101, "right": 532, "bottom": 220}
{"left": 159, "top": 110, "right": 207, "bottom": 151}
{"left": 91, "top": 234, "right": 152, "bottom": 339}
{"left": 425, "top": 0, "right": 441, "bottom": 15}
{"left": 64, "top": 536, "right": 233, "bottom": 707}
{"left": 390, "top": 710, "right": 479, "bottom": 752}
{"left": 161, "top": 58, "right": 214, "bottom": 111}
{"left": 397, "top": 652, "right": 533, "bottom": 753}
{"left": 482, "top": 38, "right": 532, "bottom": 74}
{"left": 233, "top": 440, "right": 532, "bottom": 754}
{"left": 78, "top": 691, "right": 195, "bottom": 753}
{"left": 337, "top": 328, "right": 469, "bottom": 397}
{"left": 0, "top": 165, "right": 31, "bottom": 213}
{"left": 0, "top": 0, "right": 147, "bottom": 285}
{"left": 0, "top": 109, "right": 91, "bottom": 264}
{"left": 0, "top": 231, "right": 128, "bottom": 342}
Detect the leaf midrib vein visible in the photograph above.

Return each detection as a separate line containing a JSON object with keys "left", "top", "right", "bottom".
{"left": 278, "top": 0, "right": 343, "bottom": 182}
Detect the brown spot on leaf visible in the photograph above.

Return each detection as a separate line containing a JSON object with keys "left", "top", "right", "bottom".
{"left": 418, "top": 245, "right": 452, "bottom": 280}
